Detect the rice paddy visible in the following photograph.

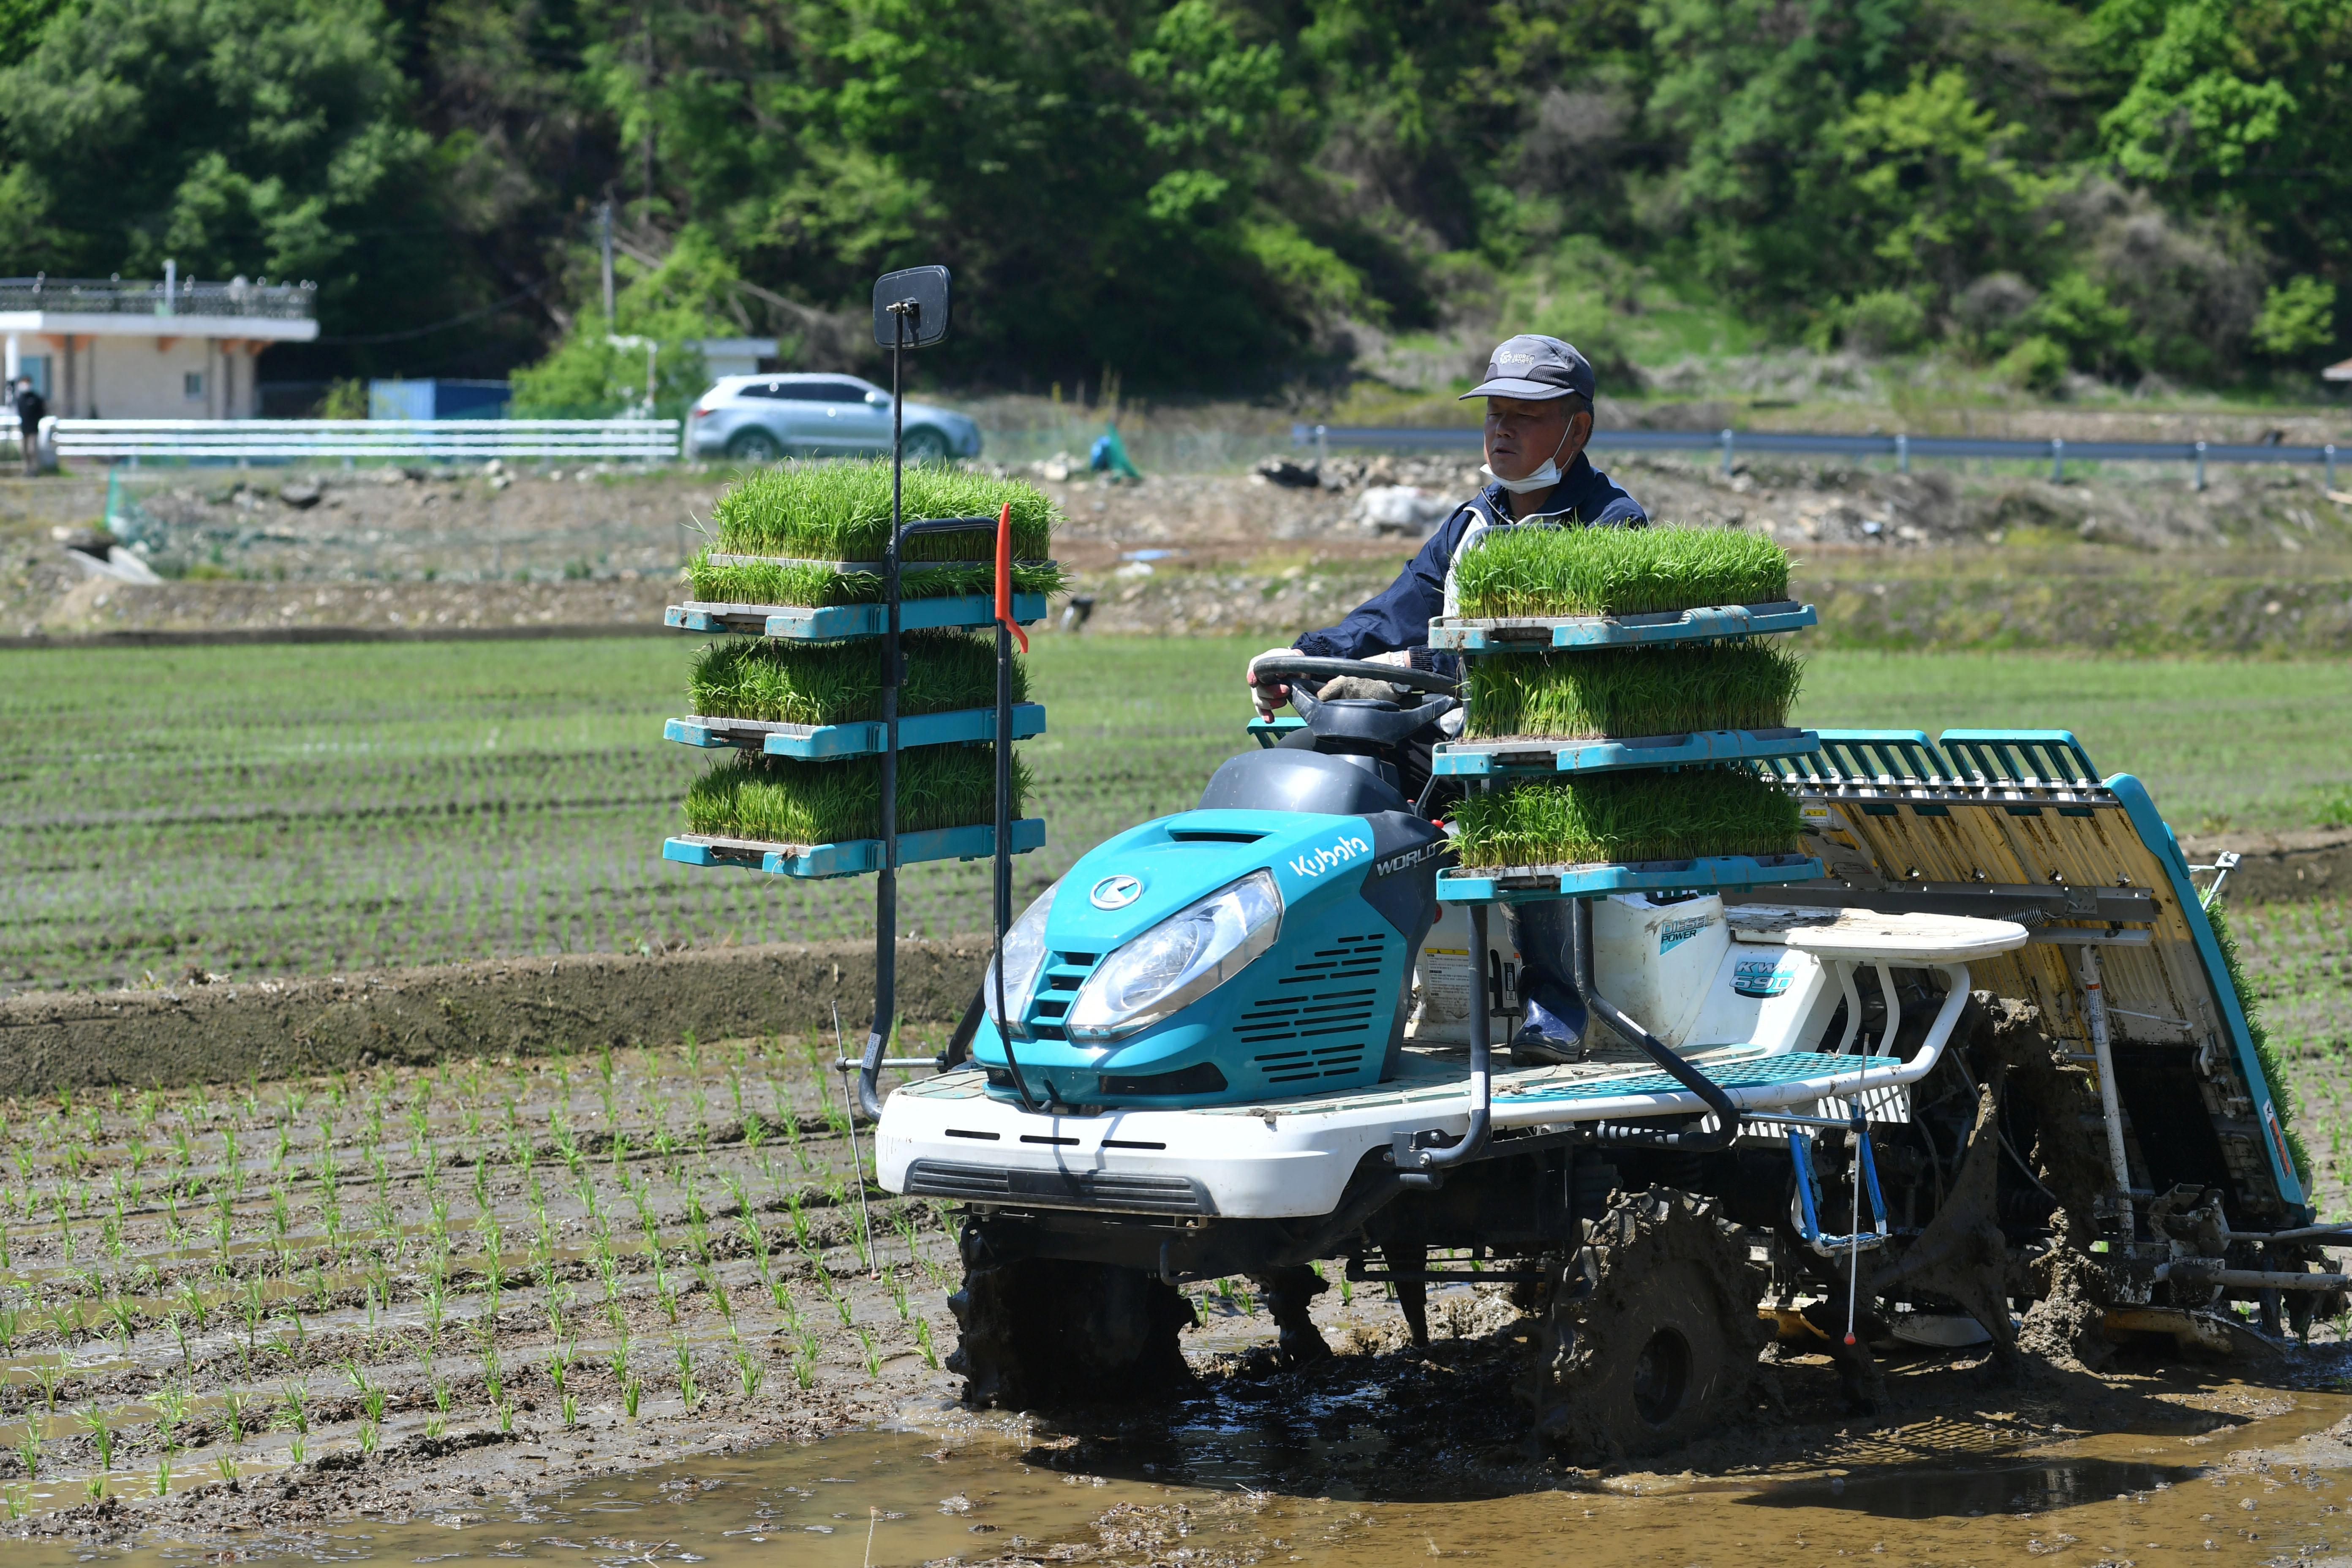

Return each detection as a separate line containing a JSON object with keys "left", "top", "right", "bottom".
{"left": 0, "top": 638, "right": 2344, "bottom": 994}
{"left": 1448, "top": 769, "right": 1805, "bottom": 869}
{"left": 1462, "top": 641, "right": 1805, "bottom": 740}
{"left": 0, "top": 1034, "right": 972, "bottom": 1517}
{"left": 687, "top": 632, "right": 1022, "bottom": 725}
{"left": 683, "top": 747, "right": 1031, "bottom": 845}
{"left": 1451, "top": 523, "right": 1790, "bottom": 619}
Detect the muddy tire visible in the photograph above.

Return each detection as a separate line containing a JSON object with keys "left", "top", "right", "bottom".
{"left": 946, "top": 1228, "right": 1196, "bottom": 1409}
{"left": 1517, "top": 1188, "right": 1769, "bottom": 1462}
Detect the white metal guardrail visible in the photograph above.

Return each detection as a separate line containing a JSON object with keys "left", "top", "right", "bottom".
{"left": 52, "top": 419, "right": 683, "bottom": 462}
{"left": 1294, "top": 422, "right": 2345, "bottom": 490}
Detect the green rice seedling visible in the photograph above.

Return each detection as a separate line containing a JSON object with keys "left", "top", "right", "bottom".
{"left": 732, "top": 1346, "right": 764, "bottom": 1398}
{"left": 13, "top": 1423, "right": 38, "bottom": 1481}
{"left": 696, "top": 460, "right": 1062, "bottom": 607}
{"left": 689, "top": 553, "right": 1067, "bottom": 610}
{"left": 1462, "top": 640, "right": 1805, "bottom": 740}
{"left": 214, "top": 1453, "right": 237, "bottom": 1486}
{"left": 914, "top": 1318, "right": 940, "bottom": 1371}
{"left": 855, "top": 1326, "right": 880, "bottom": 1378}
{"left": 31, "top": 1358, "right": 66, "bottom": 1412}
{"left": 561, "top": 1391, "right": 579, "bottom": 1429}
{"left": 278, "top": 1383, "right": 309, "bottom": 1436}
{"left": 0, "top": 1302, "right": 17, "bottom": 1353}
{"left": 223, "top": 1391, "right": 250, "bottom": 1445}
{"left": 885, "top": 1266, "right": 910, "bottom": 1322}
{"left": 687, "top": 632, "right": 1026, "bottom": 727}
{"left": 104, "top": 1292, "right": 136, "bottom": 1348}
{"left": 358, "top": 1420, "right": 380, "bottom": 1456}
{"left": 153, "top": 1455, "right": 171, "bottom": 1496}
{"left": 1450, "top": 768, "right": 1803, "bottom": 869}
{"left": 1452, "top": 523, "right": 1791, "bottom": 619}
{"left": 683, "top": 746, "right": 1030, "bottom": 847}
{"left": 174, "top": 1280, "right": 209, "bottom": 1331}
{"left": 622, "top": 1376, "right": 642, "bottom": 1419}
{"left": 1, "top": 1484, "right": 25, "bottom": 1519}
{"left": 170, "top": 1312, "right": 192, "bottom": 1372}
{"left": 82, "top": 1405, "right": 114, "bottom": 1471}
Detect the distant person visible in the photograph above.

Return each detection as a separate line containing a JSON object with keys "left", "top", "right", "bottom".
{"left": 1242, "top": 333, "right": 1650, "bottom": 1067}
{"left": 12, "top": 376, "right": 44, "bottom": 478}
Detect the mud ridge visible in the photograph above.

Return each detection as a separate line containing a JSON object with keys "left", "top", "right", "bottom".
{"left": 0, "top": 935, "right": 989, "bottom": 1093}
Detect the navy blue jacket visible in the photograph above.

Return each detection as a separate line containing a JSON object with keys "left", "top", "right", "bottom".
{"left": 1294, "top": 452, "right": 1647, "bottom": 662}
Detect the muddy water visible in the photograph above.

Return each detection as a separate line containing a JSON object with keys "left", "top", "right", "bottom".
{"left": 13, "top": 1369, "right": 2352, "bottom": 1568}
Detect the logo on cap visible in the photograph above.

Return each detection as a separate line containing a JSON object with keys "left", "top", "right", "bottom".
{"left": 1090, "top": 874, "right": 1143, "bottom": 909}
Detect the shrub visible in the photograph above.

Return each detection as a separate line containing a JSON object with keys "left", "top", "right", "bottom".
{"left": 1840, "top": 290, "right": 1927, "bottom": 355}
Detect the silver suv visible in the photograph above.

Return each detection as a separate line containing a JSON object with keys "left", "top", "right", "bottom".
{"left": 686, "top": 373, "right": 983, "bottom": 463}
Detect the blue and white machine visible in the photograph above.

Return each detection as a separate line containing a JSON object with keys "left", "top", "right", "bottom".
{"left": 871, "top": 604, "right": 2332, "bottom": 1450}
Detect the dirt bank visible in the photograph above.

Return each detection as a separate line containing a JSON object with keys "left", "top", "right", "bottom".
{"left": 0, "top": 936, "right": 988, "bottom": 1095}
{"left": 6, "top": 456, "right": 2348, "bottom": 648}
{"left": 2178, "top": 827, "right": 2352, "bottom": 904}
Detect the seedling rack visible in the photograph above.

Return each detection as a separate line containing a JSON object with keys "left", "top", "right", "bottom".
{"left": 660, "top": 264, "right": 1048, "bottom": 1121}
{"left": 1399, "top": 572, "right": 1828, "bottom": 1183}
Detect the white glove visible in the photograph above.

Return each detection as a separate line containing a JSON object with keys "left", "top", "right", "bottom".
{"left": 1246, "top": 646, "right": 1299, "bottom": 718}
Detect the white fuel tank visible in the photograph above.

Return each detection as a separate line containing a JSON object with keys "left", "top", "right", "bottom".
{"left": 1405, "top": 900, "right": 1521, "bottom": 1045}
{"left": 1590, "top": 893, "right": 1729, "bottom": 1051}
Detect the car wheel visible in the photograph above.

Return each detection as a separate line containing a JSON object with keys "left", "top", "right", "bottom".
{"left": 901, "top": 427, "right": 951, "bottom": 463}
{"left": 726, "top": 428, "right": 783, "bottom": 463}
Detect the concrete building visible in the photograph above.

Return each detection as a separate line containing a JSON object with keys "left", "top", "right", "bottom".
{"left": 695, "top": 338, "right": 782, "bottom": 378}
{"left": 1, "top": 272, "right": 318, "bottom": 419}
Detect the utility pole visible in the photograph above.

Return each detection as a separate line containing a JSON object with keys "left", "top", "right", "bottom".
{"left": 600, "top": 201, "right": 615, "bottom": 326}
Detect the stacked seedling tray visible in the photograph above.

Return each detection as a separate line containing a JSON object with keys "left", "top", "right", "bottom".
{"left": 661, "top": 458, "right": 1061, "bottom": 879}
{"left": 1428, "top": 524, "right": 1824, "bottom": 902}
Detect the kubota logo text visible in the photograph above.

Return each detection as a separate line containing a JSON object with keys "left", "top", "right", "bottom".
{"left": 1288, "top": 835, "right": 1372, "bottom": 879}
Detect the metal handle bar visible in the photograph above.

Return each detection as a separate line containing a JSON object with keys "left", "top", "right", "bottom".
{"left": 1251, "top": 654, "right": 1459, "bottom": 696}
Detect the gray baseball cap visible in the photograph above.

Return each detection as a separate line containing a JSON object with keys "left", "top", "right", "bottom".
{"left": 1460, "top": 334, "right": 1595, "bottom": 401}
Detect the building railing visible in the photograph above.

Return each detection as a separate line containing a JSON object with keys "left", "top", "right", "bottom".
{"left": 0, "top": 277, "right": 317, "bottom": 321}
{"left": 1294, "top": 423, "right": 2345, "bottom": 490}
{"left": 52, "top": 419, "right": 682, "bottom": 462}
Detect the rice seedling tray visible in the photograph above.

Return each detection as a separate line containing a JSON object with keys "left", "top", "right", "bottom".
{"left": 664, "top": 818, "right": 1046, "bottom": 879}
{"left": 1436, "top": 852, "right": 1825, "bottom": 903}
{"left": 1432, "top": 727, "right": 1819, "bottom": 777}
{"left": 664, "top": 703, "right": 1048, "bottom": 759}
{"left": 665, "top": 592, "right": 1048, "bottom": 640}
{"left": 699, "top": 553, "right": 1056, "bottom": 574}
{"left": 1428, "top": 601, "right": 1816, "bottom": 653}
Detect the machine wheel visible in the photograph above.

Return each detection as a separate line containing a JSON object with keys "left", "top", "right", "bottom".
{"left": 1517, "top": 1188, "right": 1769, "bottom": 1462}
{"left": 901, "top": 426, "right": 952, "bottom": 462}
{"left": 727, "top": 427, "right": 783, "bottom": 463}
{"left": 945, "top": 1226, "right": 1196, "bottom": 1409}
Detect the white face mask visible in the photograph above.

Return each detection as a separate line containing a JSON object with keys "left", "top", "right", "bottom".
{"left": 1481, "top": 419, "right": 1573, "bottom": 495}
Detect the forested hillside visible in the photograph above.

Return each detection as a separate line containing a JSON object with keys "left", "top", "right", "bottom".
{"left": 0, "top": 0, "right": 2343, "bottom": 401}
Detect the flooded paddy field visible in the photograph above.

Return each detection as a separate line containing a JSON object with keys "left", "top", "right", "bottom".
{"left": 0, "top": 1033, "right": 2349, "bottom": 1563}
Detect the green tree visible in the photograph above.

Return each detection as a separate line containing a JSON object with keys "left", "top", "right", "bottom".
{"left": 2096, "top": 0, "right": 2352, "bottom": 277}
{"left": 2250, "top": 275, "right": 2339, "bottom": 360}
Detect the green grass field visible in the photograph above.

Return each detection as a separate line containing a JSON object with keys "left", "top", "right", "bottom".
{"left": 0, "top": 637, "right": 2345, "bottom": 998}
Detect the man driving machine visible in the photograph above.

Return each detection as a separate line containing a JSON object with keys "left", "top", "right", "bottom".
{"left": 1244, "top": 334, "right": 1650, "bottom": 1067}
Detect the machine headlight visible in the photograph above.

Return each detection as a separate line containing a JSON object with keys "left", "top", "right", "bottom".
{"left": 981, "top": 879, "right": 1059, "bottom": 1038}
{"left": 1066, "top": 871, "right": 1282, "bottom": 1042}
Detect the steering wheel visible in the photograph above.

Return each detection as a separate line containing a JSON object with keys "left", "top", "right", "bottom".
{"left": 1250, "top": 653, "right": 1459, "bottom": 697}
